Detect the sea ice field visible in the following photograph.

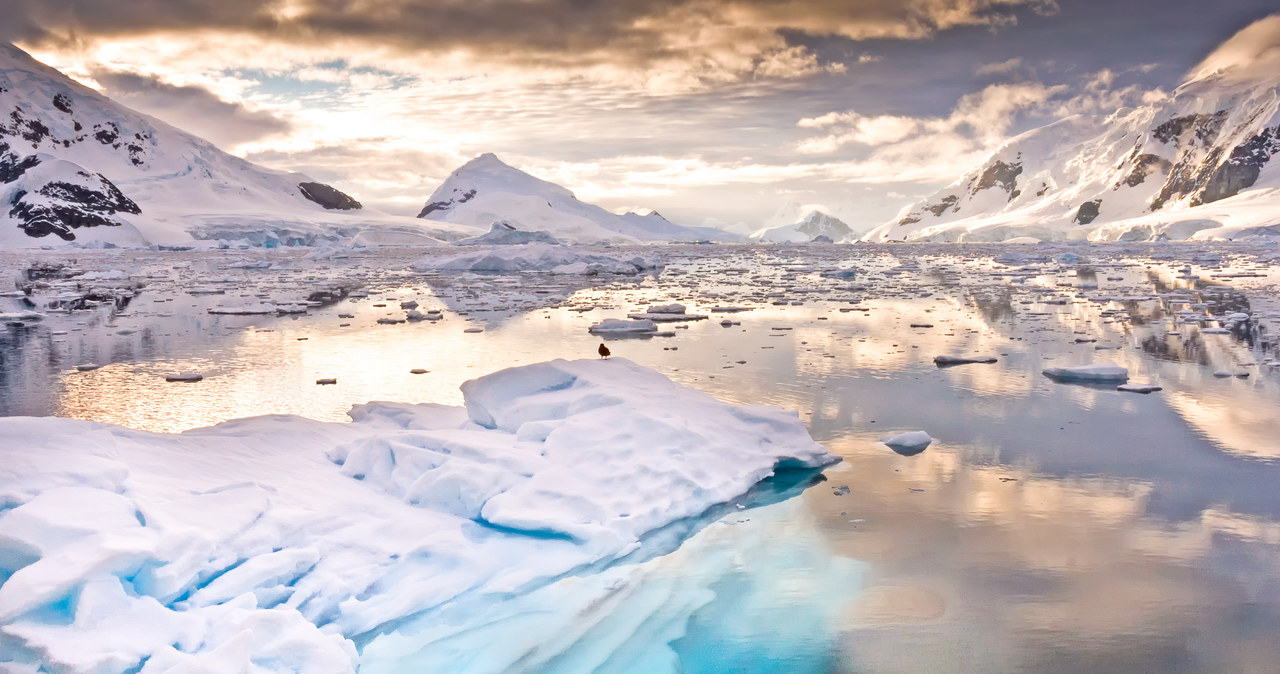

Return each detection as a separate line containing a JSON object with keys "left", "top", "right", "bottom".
{"left": 5, "top": 241, "right": 1280, "bottom": 672}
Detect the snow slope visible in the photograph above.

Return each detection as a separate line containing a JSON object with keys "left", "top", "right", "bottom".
{"left": 865, "top": 16, "right": 1280, "bottom": 242}
{"left": 417, "top": 154, "right": 741, "bottom": 244}
{"left": 0, "top": 358, "right": 836, "bottom": 671}
{"left": 0, "top": 43, "right": 480, "bottom": 248}
{"left": 751, "top": 209, "right": 854, "bottom": 243}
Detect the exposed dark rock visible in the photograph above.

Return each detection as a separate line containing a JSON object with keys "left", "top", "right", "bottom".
{"left": 1152, "top": 125, "right": 1279, "bottom": 210}
{"left": 418, "top": 188, "right": 476, "bottom": 218}
{"left": 971, "top": 160, "right": 1022, "bottom": 198}
{"left": 898, "top": 215, "right": 921, "bottom": 226}
{"left": 1120, "top": 153, "right": 1172, "bottom": 187}
{"left": 0, "top": 143, "right": 41, "bottom": 183}
{"left": 52, "top": 94, "right": 72, "bottom": 114}
{"left": 1195, "top": 127, "right": 1280, "bottom": 205}
{"left": 1153, "top": 112, "right": 1227, "bottom": 146}
{"left": 9, "top": 109, "right": 50, "bottom": 146}
{"left": 93, "top": 122, "right": 119, "bottom": 145}
{"left": 923, "top": 194, "right": 960, "bottom": 217}
{"left": 298, "top": 181, "right": 362, "bottom": 210}
{"left": 1074, "top": 199, "right": 1102, "bottom": 225}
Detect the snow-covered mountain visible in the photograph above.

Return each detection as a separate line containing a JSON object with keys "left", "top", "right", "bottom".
{"left": 751, "top": 209, "right": 853, "bottom": 243}
{"left": 0, "top": 43, "right": 478, "bottom": 248}
{"left": 417, "top": 153, "right": 741, "bottom": 243}
{"left": 865, "top": 16, "right": 1280, "bottom": 242}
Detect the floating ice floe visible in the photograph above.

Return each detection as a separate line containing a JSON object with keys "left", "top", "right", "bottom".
{"left": 934, "top": 355, "right": 998, "bottom": 366}
{"left": 627, "top": 303, "right": 708, "bottom": 322}
{"left": 1117, "top": 383, "right": 1163, "bottom": 393}
{"left": 880, "top": 431, "right": 933, "bottom": 456}
{"left": 411, "top": 243, "right": 662, "bottom": 275}
{"left": 208, "top": 303, "right": 277, "bottom": 315}
{"left": 1042, "top": 362, "right": 1129, "bottom": 382}
{"left": 0, "top": 358, "right": 836, "bottom": 671}
{"left": 164, "top": 372, "right": 203, "bottom": 382}
{"left": 588, "top": 318, "right": 660, "bottom": 335}
{"left": 0, "top": 311, "right": 44, "bottom": 323}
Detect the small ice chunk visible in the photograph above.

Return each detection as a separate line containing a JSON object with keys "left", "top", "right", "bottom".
{"left": 934, "top": 355, "right": 997, "bottom": 366}
{"left": 164, "top": 373, "right": 203, "bottom": 382}
{"left": 463, "top": 327, "right": 484, "bottom": 333}
{"left": 208, "top": 304, "right": 276, "bottom": 315}
{"left": 1117, "top": 383, "right": 1162, "bottom": 393}
{"left": 880, "top": 431, "right": 933, "bottom": 456}
{"left": 1042, "top": 363, "right": 1128, "bottom": 382}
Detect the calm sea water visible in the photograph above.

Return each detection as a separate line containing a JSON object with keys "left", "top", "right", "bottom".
{"left": 4, "top": 243, "right": 1280, "bottom": 672}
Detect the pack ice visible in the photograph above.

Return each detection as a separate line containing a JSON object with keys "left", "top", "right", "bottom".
{"left": 0, "top": 358, "right": 837, "bottom": 672}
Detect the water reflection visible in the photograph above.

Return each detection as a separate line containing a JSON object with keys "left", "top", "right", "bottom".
{"left": 4, "top": 243, "right": 1280, "bottom": 671}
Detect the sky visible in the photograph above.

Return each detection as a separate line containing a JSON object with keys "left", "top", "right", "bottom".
{"left": 5, "top": 0, "right": 1278, "bottom": 233}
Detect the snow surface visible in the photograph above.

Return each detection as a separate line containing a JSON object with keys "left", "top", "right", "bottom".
{"left": 410, "top": 243, "right": 663, "bottom": 275}
{"left": 416, "top": 154, "right": 741, "bottom": 244}
{"left": 0, "top": 358, "right": 837, "bottom": 671}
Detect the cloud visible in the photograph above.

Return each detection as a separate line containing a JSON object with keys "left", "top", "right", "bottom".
{"left": 88, "top": 69, "right": 292, "bottom": 147}
{"left": 1184, "top": 13, "right": 1280, "bottom": 85}
{"left": 791, "top": 66, "right": 1167, "bottom": 198}
{"left": 6, "top": 0, "right": 1059, "bottom": 87}
{"left": 797, "top": 80, "right": 1067, "bottom": 155}
{"left": 975, "top": 57, "right": 1024, "bottom": 76}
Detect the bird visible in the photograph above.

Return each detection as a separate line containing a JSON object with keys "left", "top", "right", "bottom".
{"left": 598, "top": 343, "right": 611, "bottom": 359}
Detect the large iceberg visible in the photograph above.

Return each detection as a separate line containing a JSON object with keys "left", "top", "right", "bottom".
{"left": 0, "top": 358, "right": 836, "bottom": 672}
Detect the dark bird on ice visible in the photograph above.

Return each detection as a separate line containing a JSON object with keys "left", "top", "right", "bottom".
{"left": 598, "top": 343, "right": 611, "bottom": 359}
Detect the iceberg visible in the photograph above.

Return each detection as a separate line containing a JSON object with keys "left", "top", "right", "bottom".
{"left": 410, "top": 243, "right": 662, "bottom": 275}
{"left": 0, "top": 358, "right": 836, "bottom": 672}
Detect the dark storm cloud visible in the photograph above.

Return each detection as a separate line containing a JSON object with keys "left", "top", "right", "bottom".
{"left": 3, "top": 0, "right": 1059, "bottom": 65}
{"left": 90, "top": 70, "right": 292, "bottom": 146}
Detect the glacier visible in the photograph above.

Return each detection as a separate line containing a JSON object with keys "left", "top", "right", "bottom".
{"left": 0, "top": 358, "right": 841, "bottom": 672}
